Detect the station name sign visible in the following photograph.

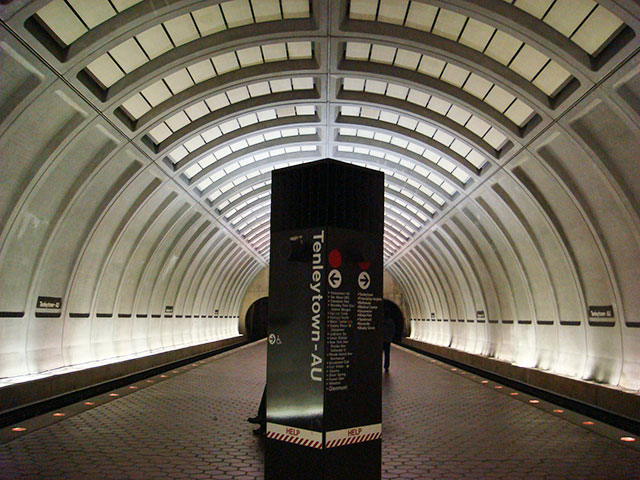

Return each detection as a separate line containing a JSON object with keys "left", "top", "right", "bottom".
{"left": 310, "top": 230, "right": 325, "bottom": 382}
{"left": 36, "top": 296, "right": 62, "bottom": 309}
{"left": 588, "top": 305, "right": 614, "bottom": 318}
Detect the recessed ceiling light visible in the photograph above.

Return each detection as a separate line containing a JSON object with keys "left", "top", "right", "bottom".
{"left": 529, "top": 400, "right": 539, "bottom": 404}
{"left": 583, "top": 421, "right": 594, "bottom": 425}
{"left": 109, "top": 393, "right": 119, "bottom": 397}
{"left": 553, "top": 409, "right": 564, "bottom": 413}
{"left": 53, "top": 413, "right": 65, "bottom": 417}
{"left": 620, "top": 436, "right": 636, "bottom": 442}
{"left": 84, "top": 402, "right": 95, "bottom": 406}
{"left": 11, "top": 427, "right": 26, "bottom": 432}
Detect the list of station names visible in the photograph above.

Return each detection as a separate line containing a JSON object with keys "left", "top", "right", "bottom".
{"left": 356, "top": 292, "right": 376, "bottom": 331}
{"left": 326, "top": 288, "right": 380, "bottom": 392}
{"left": 327, "top": 291, "right": 353, "bottom": 392}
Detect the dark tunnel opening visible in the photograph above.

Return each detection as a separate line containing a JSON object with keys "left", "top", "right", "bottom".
{"left": 245, "top": 297, "right": 269, "bottom": 341}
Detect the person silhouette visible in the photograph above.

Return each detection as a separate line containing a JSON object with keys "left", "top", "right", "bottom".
{"left": 382, "top": 316, "right": 395, "bottom": 372}
{"left": 247, "top": 385, "right": 266, "bottom": 435}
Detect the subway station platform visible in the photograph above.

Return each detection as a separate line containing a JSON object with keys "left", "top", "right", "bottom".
{"left": 1, "top": 341, "right": 638, "bottom": 480}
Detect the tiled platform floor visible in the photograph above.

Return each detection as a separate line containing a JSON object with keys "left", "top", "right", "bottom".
{"left": 1, "top": 341, "right": 639, "bottom": 479}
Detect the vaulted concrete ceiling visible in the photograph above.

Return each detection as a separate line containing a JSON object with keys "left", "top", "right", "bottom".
{"left": 1, "top": 0, "right": 640, "bottom": 391}
{"left": 10, "top": 0, "right": 635, "bottom": 261}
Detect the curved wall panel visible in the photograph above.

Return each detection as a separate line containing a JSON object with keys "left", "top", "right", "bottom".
{"left": 400, "top": 59, "right": 640, "bottom": 389}
{"left": 0, "top": 29, "right": 263, "bottom": 383}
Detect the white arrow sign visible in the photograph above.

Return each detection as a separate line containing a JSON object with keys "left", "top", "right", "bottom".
{"left": 328, "top": 269, "right": 342, "bottom": 289}
{"left": 358, "top": 271, "right": 370, "bottom": 290}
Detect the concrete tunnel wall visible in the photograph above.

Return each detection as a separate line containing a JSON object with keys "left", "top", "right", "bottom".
{"left": 1, "top": 0, "right": 640, "bottom": 415}
{"left": 0, "top": 28, "right": 264, "bottom": 381}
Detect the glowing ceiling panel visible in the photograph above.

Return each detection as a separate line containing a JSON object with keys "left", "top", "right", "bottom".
{"left": 26, "top": 0, "right": 632, "bottom": 265}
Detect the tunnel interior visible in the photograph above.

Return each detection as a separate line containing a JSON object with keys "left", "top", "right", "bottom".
{"left": 0, "top": 0, "right": 640, "bottom": 424}
{"left": 245, "top": 297, "right": 269, "bottom": 342}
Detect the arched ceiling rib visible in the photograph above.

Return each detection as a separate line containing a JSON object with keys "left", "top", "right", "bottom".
{"left": 17, "top": 0, "right": 636, "bottom": 263}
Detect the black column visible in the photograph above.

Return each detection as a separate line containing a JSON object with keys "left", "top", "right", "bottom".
{"left": 266, "top": 159, "right": 384, "bottom": 479}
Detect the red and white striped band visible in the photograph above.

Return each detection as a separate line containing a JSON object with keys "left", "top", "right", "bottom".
{"left": 325, "top": 423, "right": 382, "bottom": 449}
{"left": 266, "top": 422, "right": 323, "bottom": 449}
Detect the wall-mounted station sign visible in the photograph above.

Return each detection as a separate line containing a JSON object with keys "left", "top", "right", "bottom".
{"left": 588, "top": 305, "right": 614, "bottom": 318}
{"left": 36, "top": 296, "right": 62, "bottom": 309}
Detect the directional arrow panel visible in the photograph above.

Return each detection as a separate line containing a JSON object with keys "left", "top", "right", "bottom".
{"left": 329, "top": 269, "right": 342, "bottom": 289}
{"left": 358, "top": 271, "right": 370, "bottom": 290}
